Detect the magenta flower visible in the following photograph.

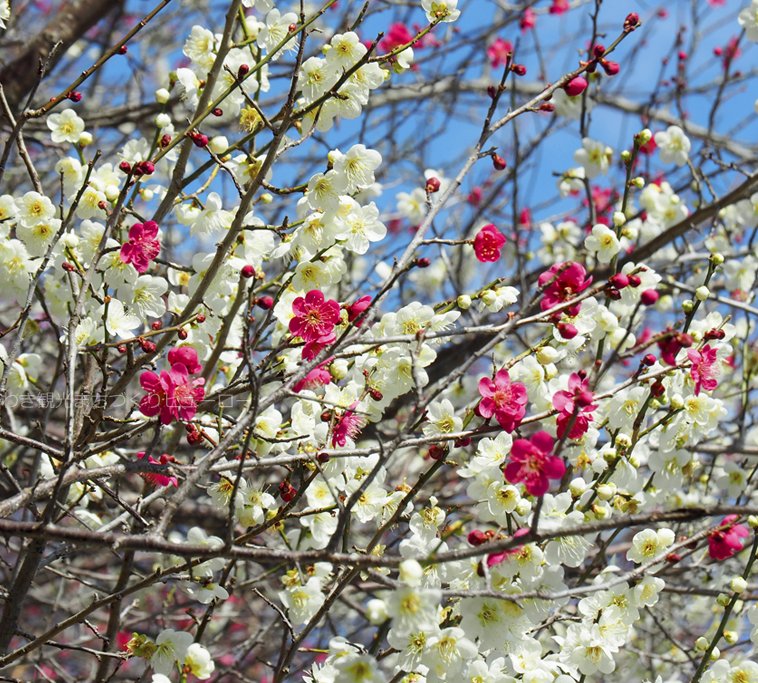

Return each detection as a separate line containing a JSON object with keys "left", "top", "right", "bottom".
{"left": 167, "top": 345, "right": 202, "bottom": 374}
{"left": 687, "top": 344, "right": 719, "bottom": 395}
{"left": 289, "top": 290, "right": 342, "bottom": 360}
{"left": 139, "top": 348, "right": 205, "bottom": 425}
{"left": 708, "top": 515, "right": 750, "bottom": 561}
{"left": 119, "top": 220, "right": 160, "bottom": 274}
{"left": 379, "top": 22, "right": 414, "bottom": 52}
{"left": 346, "top": 295, "right": 372, "bottom": 327}
{"left": 486, "top": 38, "right": 513, "bottom": 68}
{"left": 136, "top": 451, "right": 177, "bottom": 488}
{"left": 293, "top": 359, "right": 333, "bottom": 393}
{"left": 332, "top": 402, "right": 365, "bottom": 447}
{"left": 473, "top": 224, "right": 506, "bottom": 263}
{"left": 538, "top": 261, "right": 592, "bottom": 316}
{"left": 486, "top": 527, "right": 530, "bottom": 567}
{"left": 477, "top": 369, "right": 528, "bottom": 432}
{"left": 552, "top": 371, "right": 597, "bottom": 439}
{"left": 504, "top": 431, "right": 565, "bottom": 496}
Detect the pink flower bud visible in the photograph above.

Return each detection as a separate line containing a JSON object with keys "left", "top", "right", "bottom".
{"left": 640, "top": 289, "right": 659, "bottom": 306}
{"left": 564, "top": 76, "right": 588, "bottom": 97}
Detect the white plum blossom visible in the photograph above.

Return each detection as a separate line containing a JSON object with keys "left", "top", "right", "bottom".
{"left": 46, "top": 109, "right": 85, "bottom": 144}
{"left": 654, "top": 125, "right": 691, "bottom": 167}
{"left": 573, "top": 138, "right": 612, "bottom": 178}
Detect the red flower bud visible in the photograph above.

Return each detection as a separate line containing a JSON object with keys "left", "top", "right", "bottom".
{"left": 564, "top": 76, "right": 588, "bottom": 97}
{"left": 593, "top": 44, "right": 606, "bottom": 59}
{"left": 117, "top": 344, "right": 127, "bottom": 353}
{"left": 624, "top": 12, "right": 641, "bottom": 32}
{"left": 609, "top": 273, "right": 629, "bottom": 289}
{"left": 627, "top": 274, "right": 642, "bottom": 287}
{"left": 642, "top": 353, "right": 657, "bottom": 366}
{"left": 511, "top": 63, "right": 527, "bottom": 76}
{"left": 492, "top": 154, "right": 507, "bottom": 170}
{"left": 118, "top": 45, "right": 128, "bottom": 55}
{"left": 195, "top": 314, "right": 206, "bottom": 323}
{"left": 237, "top": 64, "right": 250, "bottom": 79}
{"left": 640, "top": 289, "right": 659, "bottom": 306}
{"left": 256, "top": 295, "right": 274, "bottom": 310}
{"left": 415, "top": 257, "right": 431, "bottom": 268}
{"left": 119, "top": 161, "right": 132, "bottom": 174}
{"left": 467, "top": 529, "right": 489, "bottom": 546}
{"left": 601, "top": 59, "right": 620, "bottom": 76}
{"left": 428, "top": 444, "right": 446, "bottom": 460}
{"left": 151, "top": 321, "right": 163, "bottom": 330}
{"left": 178, "top": 328, "right": 188, "bottom": 340}
{"left": 212, "top": 107, "right": 223, "bottom": 117}
{"left": 68, "top": 91, "right": 83, "bottom": 102}
{"left": 539, "top": 102, "right": 555, "bottom": 112}
{"left": 160, "top": 134, "right": 172, "bottom": 148}
{"left": 557, "top": 322, "right": 578, "bottom": 339}
{"left": 650, "top": 380, "right": 665, "bottom": 397}
{"left": 425, "top": 176, "right": 441, "bottom": 193}
{"left": 241, "top": 264, "right": 255, "bottom": 278}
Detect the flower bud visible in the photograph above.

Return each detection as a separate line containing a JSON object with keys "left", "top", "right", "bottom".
{"left": 208, "top": 136, "right": 229, "bottom": 155}
{"left": 694, "top": 637, "right": 709, "bottom": 652}
{"left": 155, "top": 113, "right": 171, "bottom": 129}
{"left": 366, "top": 599, "right": 388, "bottom": 625}
{"left": 492, "top": 154, "right": 507, "bottom": 170}
{"left": 399, "top": 559, "right": 424, "bottom": 586}
{"left": 682, "top": 299, "right": 695, "bottom": 313}
{"left": 155, "top": 88, "right": 170, "bottom": 104}
{"left": 695, "top": 286, "right": 710, "bottom": 301}
{"left": 723, "top": 630, "right": 738, "bottom": 645}
{"left": 640, "top": 289, "right": 659, "bottom": 306}
{"left": 425, "top": 176, "right": 441, "bottom": 193}
{"left": 564, "top": 76, "right": 588, "bottom": 97}
{"left": 569, "top": 478, "right": 587, "bottom": 497}
{"left": 481, "top": 289, "right": 497, "bottom": 306}
{"left": 631, "top": 176, "right": 645, "bottom": 188}
{"left": 536, "top": 346, "right": 560, "bottom": 365}
{"left": 730, "top": 576, "right": 747, "bottom": 594}
{"left": 78, "top": 131, "right": 93, "bottom": 146}
{"left": 716, "top": 593, "right": 731, "bottom": 607}
{"left": 596, "top": 483, "right": 615, "bottom": 501}
{"left": 457, "top": 294, "right": 472, "bottom": 310}
{"left": 710, "top": 252, "right": 724, "bottom": 265}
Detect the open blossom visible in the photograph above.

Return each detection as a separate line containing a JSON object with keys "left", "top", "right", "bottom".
{"left": 687, "top": 344, "right": 719, "bottom": 395}
{"left": 422, "top": 0, "right": 460, "bottom": 23}
{"left": 504, "top": 431, "right": 565, "bottom": 496}
{"left": 332, "top": 402, "right": 365, "bottom": 447}
{"left": 473, "top": 223, "right": 506, "bottom": 262}
{"left": 289, "top": 289, "right": 342, "bottom": 360}
{"left": 658, "top": 329, "right": 693, "bottom": 365}
{"left": 708, "top": 515, "right": 750, "bottom": 560}
{"left": 136, "top": 452, "right": 178, "bottom": 488}
{"left": 477, "top": 369, "right": 528, "bottom": 432}
{"left": 654, "top": 125, "right": 691, "bottom": 167}
{"left": 47, "top": 108, "right": 85, "bottom": 144}
{"left": 139, "top": 348, "right": 205, "bottom": 425}
{"left": 293, "top": 358, "right": 333, "bottom": 392}
{"left": 538, "top": 261, "right": 592, "bottom": 316}
{"left": 120, "top": 220, "right": 161, "bottom": 274}
{"left": 486, "top": 37, "right": 513, "bottom": 67}
{"left": 584, "top": 223, "right": 620, "bottom": 263}
{"left": 552, "top": 371, "right": 597, "bottom": 439}
{"left": 740, "top": 0, "right": 758, "bottom": 42}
